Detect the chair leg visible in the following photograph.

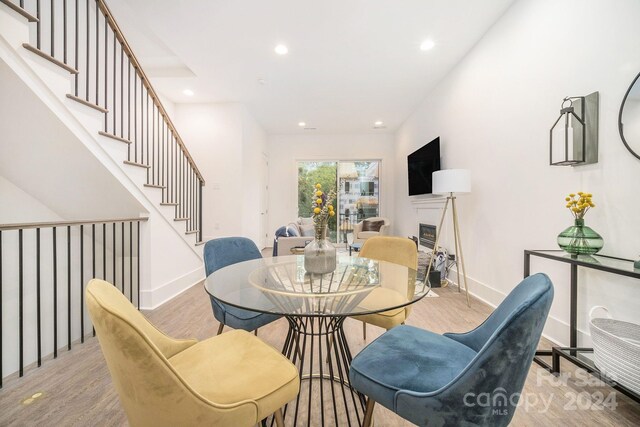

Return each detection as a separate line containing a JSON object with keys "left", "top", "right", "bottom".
{"left": 217, "top": 323, "right": 224, "bottom": 335}
{"left": 326, "top": 335, "right": 333, "bottom": 363}
{"left": 255, "top": 328, "right": 258, "bottom": 336}
{"left": 363, "top": 398, "right": 375, "bottom": 427}
{"left": 363, "top": 322, "right": 367, "bottom": 340}
{"left": 274, "top": 408, "right": 284, "bottom": 427}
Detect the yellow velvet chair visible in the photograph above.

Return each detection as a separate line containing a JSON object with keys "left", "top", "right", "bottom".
{"left": 353, "top": 236, "right": 418, "bottom": 340}
{"left": 86, "top": 279, "right": 299, "bottom": 427}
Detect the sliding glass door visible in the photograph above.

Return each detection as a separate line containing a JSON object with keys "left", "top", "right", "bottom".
{"left": 297, "top": 161, "right": 338, "bottom": 240}
{"left": 337, "top": 161, "right": 380, "bottom": 244}
{"left": 297, "top": 160, "right": 380, "bottom": 243}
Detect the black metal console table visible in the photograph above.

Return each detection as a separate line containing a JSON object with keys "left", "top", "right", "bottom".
{"left": 524, "top": 249, "right": 640, "bottom": 403}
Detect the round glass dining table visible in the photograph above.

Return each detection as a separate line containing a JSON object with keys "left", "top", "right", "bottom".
{"left": 205, "top": 254, "right": 430, "bottom": 427}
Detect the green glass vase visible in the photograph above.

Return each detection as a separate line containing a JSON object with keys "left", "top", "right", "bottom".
{"left": 557, "top": 218, "right": 604, "bottom": 255}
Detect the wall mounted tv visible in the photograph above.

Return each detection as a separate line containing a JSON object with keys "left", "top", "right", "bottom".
{"left": 407, "top": 137, "right": 441, "bottom": 196}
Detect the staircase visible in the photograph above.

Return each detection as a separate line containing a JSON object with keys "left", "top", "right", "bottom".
{"left": 0, "top": 0, "right": 204, "bottom": 246}
{"left": 0, "top": 0, "right": 208, "bottom": 384}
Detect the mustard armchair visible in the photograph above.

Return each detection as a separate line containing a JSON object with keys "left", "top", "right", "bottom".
{"left": 86, "top": 279, "right": 299, "bottom": 427}
{"left": 353, "top": 236, "right": 418, "bottom": 340}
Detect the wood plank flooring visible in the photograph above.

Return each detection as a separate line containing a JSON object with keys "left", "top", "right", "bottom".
{"left": 1, "top": 272, "right": 639, "bottom": 426}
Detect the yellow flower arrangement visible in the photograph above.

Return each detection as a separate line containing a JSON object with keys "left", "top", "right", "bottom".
{"left": 311, "top": 183, "right": 336, "bottom": 226}
{"left": 565, "top": 191, "right": 595, "bottom": 219}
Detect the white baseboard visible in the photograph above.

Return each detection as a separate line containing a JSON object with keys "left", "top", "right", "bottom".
{"left": 448, "top": 269, "right": 575, "bottom": 348}
{"left": 140, "top": 266, "right": 205, "bottom": 310}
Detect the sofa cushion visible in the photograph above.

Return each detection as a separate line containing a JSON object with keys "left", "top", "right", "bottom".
{"left": 357, "top": 231, "right": 380, "bottom": 240}
{"left": 298, "top": 217, "right": 314, "bottom": 226}
{"left": 362, "top": 219, "right": 385, "bottom": 232}
{"left": 299, "top": 224, "right": 315, "bottom": 237}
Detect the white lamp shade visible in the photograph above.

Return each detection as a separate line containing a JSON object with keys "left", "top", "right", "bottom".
{"left": 432, "top": 169, "right": 471, "bottom": 195}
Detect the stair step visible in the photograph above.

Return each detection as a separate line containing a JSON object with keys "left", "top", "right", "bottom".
{"left": 143, "top": 184, "right": 165, "bottom": 189}
{"left": 185, "top": 230, "right": 199, "bottom": 235}
{"left": 160, "top": 202, "right": 178, "bottom": 206}
{"left": 67, "top": 94, "right": 108, "bottom": 113}
{"left": 23, "top": 44, "right": 78, "bottom": 74}
{"left": 174, "top": 218, "right": 189, "bottom": 221}
{"left": 98, "top": 131, "right": 132, "bottom": 145}
{"left": 123, "top": 160, "right": 150, "bottom": 169}
{"left": 1, "top": 0, "right": 39, "bottom": 22}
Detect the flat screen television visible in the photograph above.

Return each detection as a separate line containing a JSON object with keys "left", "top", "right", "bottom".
{"left": 407, "top": 137, "right": 441, "bottom": 195}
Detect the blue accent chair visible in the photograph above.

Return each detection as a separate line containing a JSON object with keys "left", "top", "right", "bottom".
{"left": 204, "top": 237, "right": 281, "bottom": 335}
{"left": 349, "top": 273, "right": 554, "bottom": 427}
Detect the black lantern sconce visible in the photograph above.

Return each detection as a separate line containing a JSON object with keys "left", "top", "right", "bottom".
{"left": 549, "top": 92, "right": 599, "bottom": 166}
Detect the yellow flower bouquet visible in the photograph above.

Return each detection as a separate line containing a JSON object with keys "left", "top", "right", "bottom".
{"left": 311, "top": 183, "right": 336, "bottom": 229}
{"left": 304, "top": 183, "right": 337, "bottom": 274}
{"left": 564, "top": 192, "right": 595, "bottom": 220}
{"left": 558, "top": 191, "right": 603, "bottom": 255}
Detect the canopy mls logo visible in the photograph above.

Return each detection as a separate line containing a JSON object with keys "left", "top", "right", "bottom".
{"left": 463, "top": 387, "right": 518, "bottom": 416}
{"left": 463, "top": 368, "right": 619, "bottom": 414}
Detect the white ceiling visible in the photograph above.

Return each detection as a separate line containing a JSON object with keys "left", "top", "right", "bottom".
{"left": 108, "top": 0, "right": 515, "bottom": 134}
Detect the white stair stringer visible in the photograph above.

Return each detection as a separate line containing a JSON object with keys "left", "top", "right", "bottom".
{"left": 0, "top": 6, "right": 204, "bottom": 309}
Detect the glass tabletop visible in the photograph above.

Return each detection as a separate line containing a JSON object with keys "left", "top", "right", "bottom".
{"left": 204, "top": 255, "right": 429, "bottom": 317}
{"left": 526, "top": 250, "right": 640, "bottom": 279}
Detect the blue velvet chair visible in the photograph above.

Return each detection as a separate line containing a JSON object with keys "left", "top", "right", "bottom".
{"left": 204, "top": 237, "right": 280, "bottom": 335}
{"left": 349, "top": 273, "right": 554, "bottom": 427}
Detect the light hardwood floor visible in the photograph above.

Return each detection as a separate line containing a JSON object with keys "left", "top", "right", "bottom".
{"left": 1, "top": 274, "right": 639, "bottom": 426}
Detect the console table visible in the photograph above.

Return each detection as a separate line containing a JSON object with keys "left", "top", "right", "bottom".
{"left": 524, "top": 249, "right": 640, "bottom": 403}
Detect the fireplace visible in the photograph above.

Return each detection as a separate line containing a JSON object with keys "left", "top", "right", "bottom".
{"left": 419, "top": 223, "right": 437, "bottom": 249}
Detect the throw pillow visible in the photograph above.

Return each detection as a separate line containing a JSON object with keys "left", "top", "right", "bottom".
{"left": 285, "top": 223, "right": 299, "bottom": 236}
{"left": 300, "top": 223, "right": 315, "bottom": 237}
{"left": 274, "top": 226, "right": 288, "bottom": 238}
{"left": 298, "top": 217, "right": 314, "bottom": 226}
{"left": 362, "top": 219, "right": 385, "bottom": 232}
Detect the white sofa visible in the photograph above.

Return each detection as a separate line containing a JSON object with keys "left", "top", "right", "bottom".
{"left": 274, "top": 217, "right": 316, "bottom": 256}
{"left": 353, "top": 217, "right": 391, "bottom": 244}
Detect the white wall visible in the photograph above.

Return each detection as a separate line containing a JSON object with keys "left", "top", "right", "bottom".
{"left": 0, "top": 58, "right": 146, "bottom": 221}
{"left": 173, "top": 103, "right": 268, "bottom": 247}
{"left": 267, "top": 133, "right": 396, "bottom": 239}
{"left": 0, "top": 176, "right": 61, "bottom": 223}
{"left": 394, "top": 0, "right": 640, "bottom": 347}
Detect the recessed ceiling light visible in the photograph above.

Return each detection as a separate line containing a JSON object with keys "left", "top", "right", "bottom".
{"left": 183, "top": 89, "right": 194, "bottom": 96}
{"left": 298, "top": 122, "right": 306, "bottom": 127}
{"left": 275, "top": 44, "right": 289, "bottom": 55}
{"left": 420, "top": 40, "right": 435, "bottom": 51}
{"left": 374, "top": 121, "right": 384, "bottom": 127}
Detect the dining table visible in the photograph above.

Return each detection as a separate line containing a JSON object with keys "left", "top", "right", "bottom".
{"left": 204, "top": 254, "right": 430, "bottom": 427}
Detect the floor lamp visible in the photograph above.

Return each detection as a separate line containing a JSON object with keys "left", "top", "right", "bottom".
{"left": 426, "top": 169, "right": 471, "bottom": 307}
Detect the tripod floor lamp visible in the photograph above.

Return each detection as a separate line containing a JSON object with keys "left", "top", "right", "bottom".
{"left": 426, "top": 169, "right": 471, "bottom": 307}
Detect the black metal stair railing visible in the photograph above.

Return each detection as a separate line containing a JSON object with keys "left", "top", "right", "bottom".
{"left": 0, "top": 218, "right": 147, "bottom": 387}
{"left": 0, "top": 0, "right": 204, "bottom": 243}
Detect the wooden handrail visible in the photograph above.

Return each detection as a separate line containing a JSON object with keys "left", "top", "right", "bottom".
{"left": 0, "top": 216, "right": 149, "bottom": 231}
{"left": 96, "top": 0, "right": 205, "bottom": 185}
{"left": 0, "top": 0, "right": 39, "bottom": 22}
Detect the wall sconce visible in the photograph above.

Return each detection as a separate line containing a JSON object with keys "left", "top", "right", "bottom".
{"left": 549, "top": 91, "right": 599, "bottom": 166}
